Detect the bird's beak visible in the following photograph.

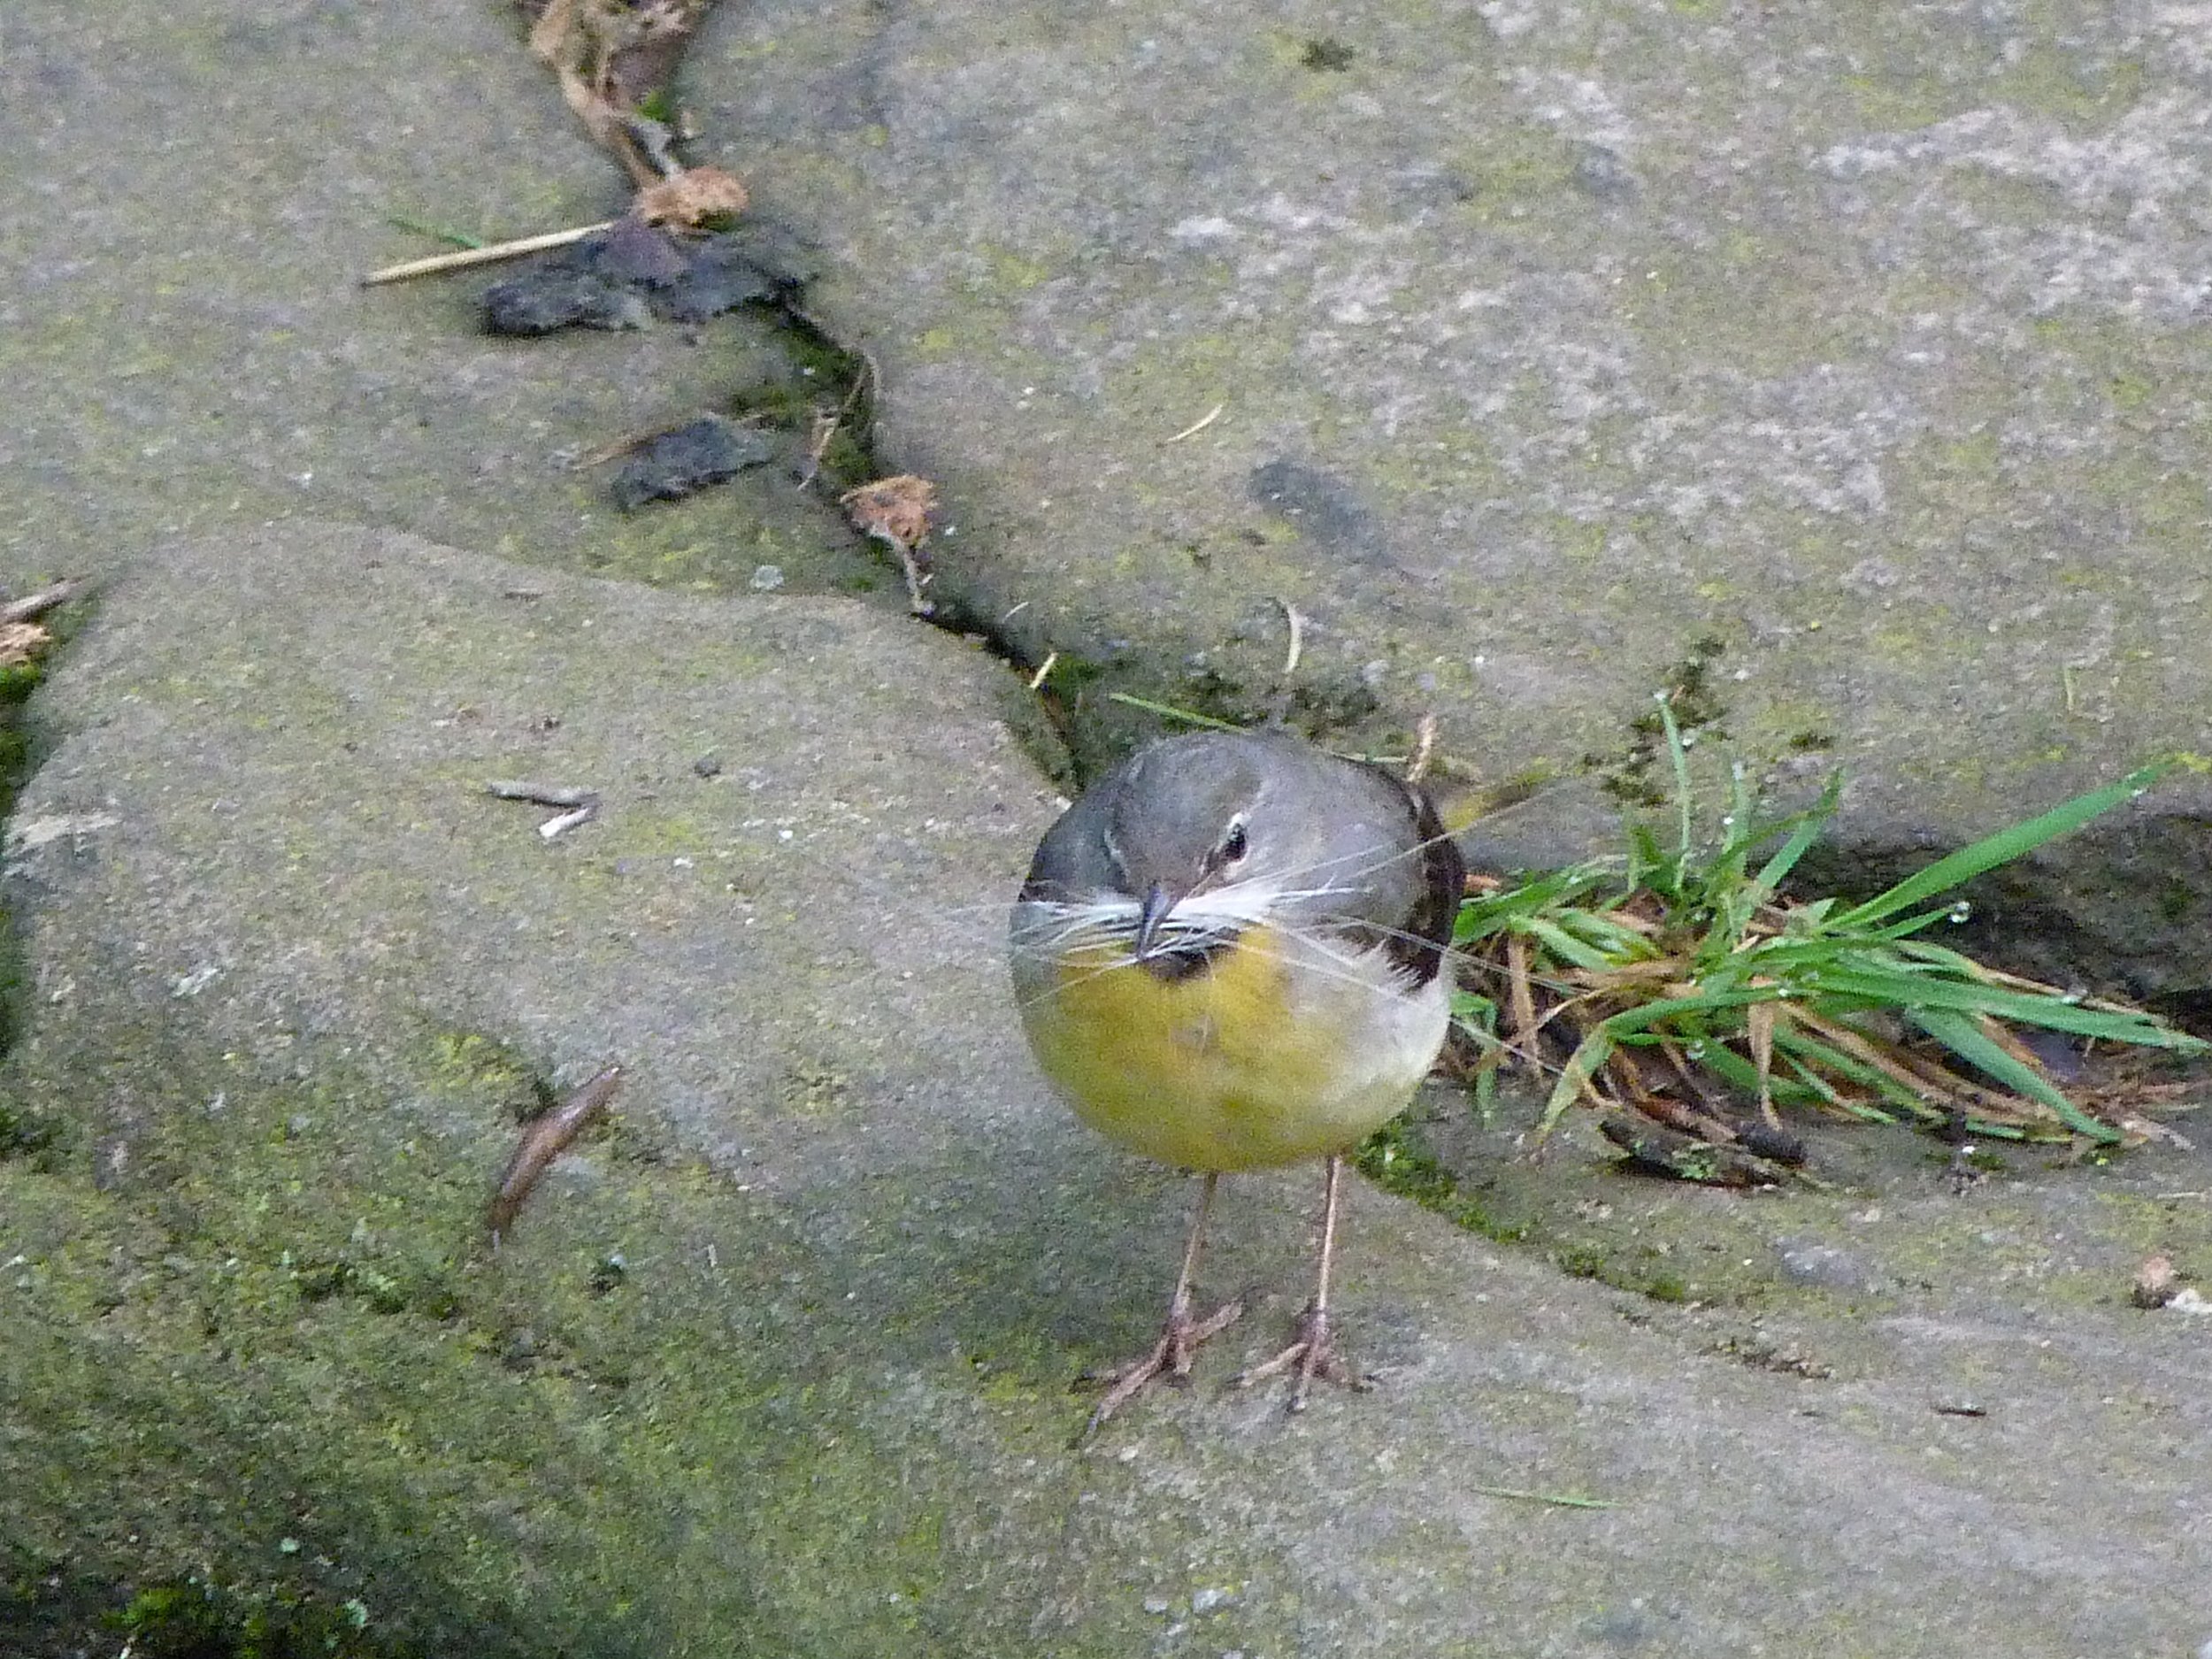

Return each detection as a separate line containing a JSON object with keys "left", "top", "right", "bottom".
{"left": 1133, "top": 882, "right": 1176, "bottom": 960}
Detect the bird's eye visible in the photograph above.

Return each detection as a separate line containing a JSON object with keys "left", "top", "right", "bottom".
{"left": 1220, "top": 820, "right": 1249, "bottom": 863}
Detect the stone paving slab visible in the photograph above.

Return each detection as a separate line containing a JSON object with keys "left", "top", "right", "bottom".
{"left": 4, "top": 523, "right": 2209, "bottom": 1658}
{"left": 683, "top": 0, "right": 2212, "bottom": 987}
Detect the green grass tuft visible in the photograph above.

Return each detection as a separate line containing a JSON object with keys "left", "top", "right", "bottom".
{"left": 1450, "top": 702, "right": 2207, "bottom": 1169}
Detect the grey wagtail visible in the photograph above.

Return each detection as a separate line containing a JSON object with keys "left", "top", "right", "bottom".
{"left": 1009, "top": 728, "right": 1464, "bottom": 1430}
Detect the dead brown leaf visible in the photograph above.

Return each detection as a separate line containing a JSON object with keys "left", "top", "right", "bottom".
{"left": 841, "top": 475, "right": 941, "bottom": 616}
{"left": 841, "top": 475, "right": 938, "bottom": 550}
{"left": 0, "top": 621, "right": 51, "bottom": 667}
{"left": 2131, "top": 1254, "right": 2180, "bottom": 1308}
{"left": 634, "top": 165, "right": 749, "bottom": 227}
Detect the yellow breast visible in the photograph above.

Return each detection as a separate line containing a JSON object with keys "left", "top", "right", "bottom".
{"left": 1016, "top": 923, "right": 1440, "bottom": 1171}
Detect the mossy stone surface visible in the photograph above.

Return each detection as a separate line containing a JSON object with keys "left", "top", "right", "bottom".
{"left": 2, "top": 0, "right": 2211, "bottom": 1652}
{"left": 3, "top": 526, "right": 2210, "bottom": 1656}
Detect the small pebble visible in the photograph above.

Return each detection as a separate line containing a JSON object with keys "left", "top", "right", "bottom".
{"left": 1772, "top": 1239, "right": 1881, "bottom": 1294}
{"left": 749, "top": 564, "right": 786, "bottom": 592}
{"left": 1142, "top": 1596, "right": 1171, "bottom": 1617}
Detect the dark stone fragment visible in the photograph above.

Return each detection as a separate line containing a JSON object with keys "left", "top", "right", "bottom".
{"left": 1772, "top": 1239, "right": 1884, "bottom": 1294}
{"left": 480, "top": 220, "right": 820, "bottom": 336}
{"left": 483, "top": 269, "right": 651, "bottom": 336}
{"left": 657, "top": 225, "right": 818, "bottom": 320}
{"left": 610, "top": 417, "right": 773, "bottom": 510}
{"left": 658, "top": 239, "right": 778, "bottom": 323}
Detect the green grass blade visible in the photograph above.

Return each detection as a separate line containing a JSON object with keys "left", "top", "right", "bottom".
{"left": 1471, "top": 1485, "right": 1616, "bottom": 1510}
{"left": 1770, "top": 1026, "right": 1946, "bottom": 1124}
{"left": 1778, "top": 1050, "right": 1902, "bottom": 1124}
{"left": 1518, "top": 917, "right": 1625, "bottom": 973}
{"left": 1747, "top": 773, "right": 1842, "bottom": 900}
{"left": 1553, "top": 909, "right": 1662, "bottom": 961}
{"left": 1862, "top": 905, "right": 1976, "bottom": 941}
{"left": 1694, "top": 1041, "right": 1824, "bottom": 1108}
{"left": 1451, "top": 992, "right": 1502, "bottom": 1122}
{"left": 386, "top": 213, "right": 487, "bottom": 250}
{"left": 1832, "top": 760, "right": 2175, "bottom": 929}
{"left": 1537, "top": 1030, "right": 1613, "bottom": 1141}
{"left": 1798, "top": 965, "right": 2208, "bottom": 1048}
{"left": 1656, "top": 695, "right": 1695, "bottom": 860}
{"left": 1451, "top": 989, "right": 1498, "bottom": 1029}
{"left": 1102, "top": 692, "right": 1242, "bottom": 732}
{"left": 1455, "top": 866, "right": 1614, "bottom": 941}
{"left": 1599, "top": 988, "right": 1782, "bottom": 1036}
{"left": 1625, "top": 821, "right": 1677, "bottom": 900}
{"left": 1885, "top": 938, "right": 2000, "bottom": 973}
{"left": 1907, "top": 1008, "right": 2120, "bottom": 1142}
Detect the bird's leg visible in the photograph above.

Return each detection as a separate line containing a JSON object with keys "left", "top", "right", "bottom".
{"left": 1234, "top": 1153, "right": 1368, "bottom": 1410}
{"left": 1078, "top": 1172, "right": 1244, "bottom": 1436}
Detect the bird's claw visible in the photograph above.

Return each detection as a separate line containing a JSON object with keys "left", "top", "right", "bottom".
{"left": 1233, "top": 1302, "right": 1369, "bottom": 1411}
{"left": 1074, "top": 1295, "right": 1245, "bottom": 1439}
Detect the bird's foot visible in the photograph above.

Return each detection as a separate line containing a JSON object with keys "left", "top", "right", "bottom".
{"left": 1233, "top": 1302, "right": 1369, "bottom": 1413}
{"left": 1075, "top": 1295, "right": 1245, "bottom": 1439}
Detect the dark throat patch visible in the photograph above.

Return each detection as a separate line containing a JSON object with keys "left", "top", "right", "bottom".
{"left": 1137, "top": 933, "right": 1239, "bottom": 983}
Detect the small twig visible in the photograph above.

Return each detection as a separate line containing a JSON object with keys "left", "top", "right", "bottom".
{"left": 894, "top": 543, "right": 933, "bottom": 616}
{"left": 1163, "top": 402, "right": 1225, "bottom": 443}
{"left": 540, "top": 804, "right": 597, "bottom": 840}
{"left": 1274, "top": 596, "right": 1306, "bottom": 680}
{"left": 787, "top": 304, "right": 883, "bottom": 496}
{"left": 486, "top": 780, "right": 600, "bottom": 839}
{"left": 1747, "top": 995, "right": 1779, "bottom": 1126}
{"left": 1504, "top": 933, "right": 1540, "bottom": 1066}
{"left": 360, "top": 222, "right": 617, "bottom": 287}
{"left": 488, "top": 1066, "right": 623, "bottom": 1242}
{"left": 0, "top": 578, "right": 88, "bottom": 625}
{"left": 1028, "top": 651, "right": 1058, "bottom": 691}
{"left": 1406, "top": 712, "right": 1438, "bottom": 785}
{"left": 797, "top": 411, "right": 841, "bottom": 492}
{"left": 796, "top": 354, "right": 875, "bottom": 493}
{"left": 1102, "top": 692, "right": 1242, "bottom": 733}
{"left": 486, "top": 780, "right": 599, "bottom": 809}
